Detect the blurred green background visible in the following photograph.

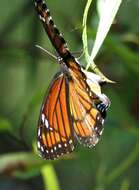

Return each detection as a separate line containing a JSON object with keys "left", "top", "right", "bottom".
{"left": 0, "top": 0, "right": 139, "bottom": 190}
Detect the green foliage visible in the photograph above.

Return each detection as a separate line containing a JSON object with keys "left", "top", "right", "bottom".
{"left": 82, "top": 0, "right": 121, "bottom": 83}
{"left": 41, "top": 164, "right": 60, "bottom": 190}
{"left": 0, "top": 117, "right": 12, "bottom": 132}
{"left": 0, "top": 0, "right": 139, "bottom": 190}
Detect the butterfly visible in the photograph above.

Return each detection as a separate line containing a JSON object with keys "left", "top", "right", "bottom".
{"left": 34, "top": 0, "right": 110, "bottom": 160}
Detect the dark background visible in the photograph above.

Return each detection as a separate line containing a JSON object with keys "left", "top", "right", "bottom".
{"left": 0, "top": 0, "right": 139, "bottom": 190}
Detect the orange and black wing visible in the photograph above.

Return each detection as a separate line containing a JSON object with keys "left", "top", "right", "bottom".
{"left": 37, "top": 72, "right": 76, "bottom": 160}
{"left": 68, "top": 60, "right": 104, "bottom": 148}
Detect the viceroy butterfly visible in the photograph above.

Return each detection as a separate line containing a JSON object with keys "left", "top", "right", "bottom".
{"left": 34, "top": 0, "right": 111, "bottom": 160}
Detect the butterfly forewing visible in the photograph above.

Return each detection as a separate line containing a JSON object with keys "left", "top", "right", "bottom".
{"left": 37, "top": 73, "right": 75, "bottom": 160}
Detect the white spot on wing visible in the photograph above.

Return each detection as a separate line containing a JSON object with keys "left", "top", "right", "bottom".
{"left": 102, "top": 119, "right": 104, "bottom": 125}
{"left": 58, "top": 144, "right": 62, "bottom": 148}
{"left": 64, "top": 143, "right": 67, "bottom": 147}
{"left": 38, "top": 128, "right": 41, "bottom": 136}
{"left": 41, "top": 113, "right": 45, "bottom": 123}
{"left": 39, "top": 15, "right": 45, "bottom": 22}
{"left": 46, "top": 16, "right": 52, "bottom": 25}
{"left": 41, "top": 146, "right": 44, "bottom": 152}
{"left": 92, "top": 134, "right": 99, "bottom": 145}
{"left": 69, "top": 140, "right": 72, "bottom": 144}
{"left": 99, "top": 128, "right": 104, "bottom": 136}
{"left": 95, "top": 127, "right": 98, "bottom": 131}
{"left": 97, "top": 115, "right": 100, "bottom": 120}
{"left": 51, "top": 149, "right": 54, "bottom": 153}
{"left": 45, "top": 119, "right": 49, "bottom": 128}
{"left": 94, "top": 137, "right": 99, "bottom": 144}
{"left": 54, "top": 146, "right": 57, "bottom": 150}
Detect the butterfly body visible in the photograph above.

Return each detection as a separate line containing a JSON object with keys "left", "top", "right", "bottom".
{"left": 34, "top": 0, "right": 110, "bottom": 160}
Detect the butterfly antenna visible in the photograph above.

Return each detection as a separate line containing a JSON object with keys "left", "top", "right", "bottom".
{"left": 74, "top": 49, "right": 84, "bottom": 60}
{"left": 35, "top": 45, "right": 57, "bottom": 60}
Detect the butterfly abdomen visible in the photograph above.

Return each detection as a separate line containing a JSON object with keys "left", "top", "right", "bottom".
{"left": 34, "top": 0, "right": 72, "bottom": 62}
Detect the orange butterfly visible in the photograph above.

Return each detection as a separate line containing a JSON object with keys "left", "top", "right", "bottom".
{"left": 34, "top": 0, "right": 110, "bottom": 160}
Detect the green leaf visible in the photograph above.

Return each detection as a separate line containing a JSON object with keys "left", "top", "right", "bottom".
{"left": 88, "top": 0, "right": 122, "bottom": 65}
{"left": 82, "top": 0, "right": 118, "bottom": 83}
{"left": 41, "top": 164, "right": 60, "bottom": 190}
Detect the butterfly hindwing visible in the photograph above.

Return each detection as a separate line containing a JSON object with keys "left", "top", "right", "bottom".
{"left": 69, "top": 60, "right": 104, "bottom": 148}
